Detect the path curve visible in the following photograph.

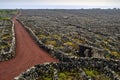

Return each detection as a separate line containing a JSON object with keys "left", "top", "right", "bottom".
{"left": 0, "top": 17, "right": 58, "bottom": 80}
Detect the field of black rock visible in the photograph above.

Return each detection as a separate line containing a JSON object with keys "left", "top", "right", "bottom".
{"left": 19, "top": 9, "right": 120, "bottom": 59}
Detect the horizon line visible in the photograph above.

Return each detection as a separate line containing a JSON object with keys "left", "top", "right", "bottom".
{"left": 0, "top": 7, "right": 120, "bottom": 10}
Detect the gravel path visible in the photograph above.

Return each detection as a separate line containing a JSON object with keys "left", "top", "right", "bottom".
{"left": 0, "top": 17, "right": 58, "bottom": 80}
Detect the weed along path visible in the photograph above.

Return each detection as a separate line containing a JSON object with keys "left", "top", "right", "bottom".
{"left": 0, "top": 17, "right": 58, "bottom": 80}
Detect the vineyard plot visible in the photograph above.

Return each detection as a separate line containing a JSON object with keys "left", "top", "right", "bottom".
{"left": 19, "top": 9, "right": 120, "bottom": 59}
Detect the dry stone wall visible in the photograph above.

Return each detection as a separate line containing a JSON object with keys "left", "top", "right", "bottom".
{"left": 14, "top": 61, "right": 120, "bottom": 80}
{"left": 0, "top": 20, "right": 16, "bottom": 62}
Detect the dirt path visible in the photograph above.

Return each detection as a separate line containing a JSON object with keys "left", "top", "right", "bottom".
{"left": 0, "top": 17, "right": 58, "bottom": 80}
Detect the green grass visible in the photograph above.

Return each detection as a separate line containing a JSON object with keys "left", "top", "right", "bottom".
{"left": 38, "top": 73, "right": 53, "bottom": 80}
{"left": 37, "top": 70, "right": 83, "bottom": 80}
{"left": 84, "top": 68, "right": 98, "bottom": 77}
{"left": 84, "top": 68, "right": 110, "bottom": 80}
{"left": 36, "top": 69, "right": 111, "bottom": 80}
{"left": 0, "top": 10, "right": 18, "bottom": 20}
{"left": 46, "top": 71, "right": 82, "bottom": 80}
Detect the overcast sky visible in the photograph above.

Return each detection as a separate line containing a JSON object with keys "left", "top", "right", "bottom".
{"left": 0, "top": 0, "right": 120, "bottom": 9}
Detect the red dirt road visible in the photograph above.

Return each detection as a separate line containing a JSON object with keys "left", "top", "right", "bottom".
{"left": 0, "top": 18, "right": 58, "bottom": 80}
